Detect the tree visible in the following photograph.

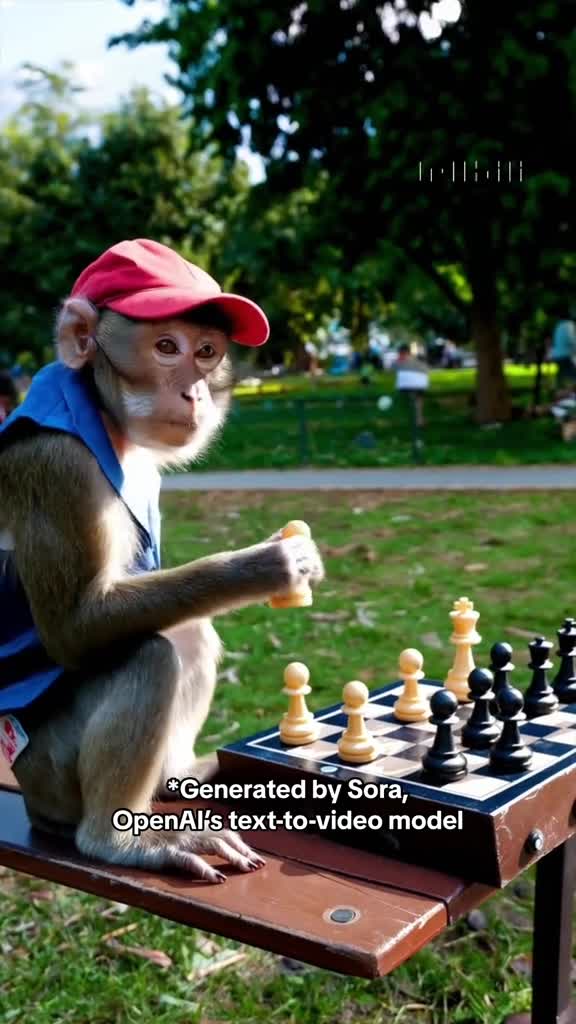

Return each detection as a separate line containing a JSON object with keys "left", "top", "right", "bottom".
{"left": 115, "top": 0, "right": 576, "bottom": 422}
{"left": 0, "top": 65, "right": 249, "bottom": 363}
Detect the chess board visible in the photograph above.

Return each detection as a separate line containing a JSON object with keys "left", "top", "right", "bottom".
{"left": 218, "top": 679, "right": 576, "bottom": 886}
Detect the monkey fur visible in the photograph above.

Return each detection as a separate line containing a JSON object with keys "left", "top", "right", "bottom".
{"left": 0, "top": 298, "right": 324, "bottom": 881}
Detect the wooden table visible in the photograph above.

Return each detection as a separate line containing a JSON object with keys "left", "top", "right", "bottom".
{"left": 0, "top": 760, "right": 573, "bottom": 1022}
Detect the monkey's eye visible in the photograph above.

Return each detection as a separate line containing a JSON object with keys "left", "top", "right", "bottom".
{"left": 156, "top": 338, "right": 179, "bottom": 355}
{"left": 197, "top": 344, "right": 217, "bottom": 361}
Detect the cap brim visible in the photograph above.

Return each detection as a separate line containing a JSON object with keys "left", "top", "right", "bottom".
{"left": 105, "top": 289, "right": 270, "bottom": 347}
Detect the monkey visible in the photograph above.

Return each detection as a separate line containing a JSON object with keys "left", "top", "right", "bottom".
{"left": 0, "top": 239, "right": 324, "bottom": 883}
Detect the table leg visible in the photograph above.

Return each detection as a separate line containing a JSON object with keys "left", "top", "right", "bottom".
{"left": 506, "top": 835, "right": 576, "bottom": 1024}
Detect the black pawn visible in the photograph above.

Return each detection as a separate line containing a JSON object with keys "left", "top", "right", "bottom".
{"left": 553, "top": 618, "right": 576, "bottom": 703}
{"left": 490, "top": 686, "right": 532, "bottom": 774}
{"left": 462, "top": 668, "right": 501, "bottom": 749}
{"left": 489, "top": 642, "right": 515, "bottom": 716}
{"left": 525, "top": 637, "right": 558, "bottom": 718}
{"left": 422, "top": 689, "right": 468, "bottom": 783}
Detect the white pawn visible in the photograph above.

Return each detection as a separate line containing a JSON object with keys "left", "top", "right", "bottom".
{"left": 338, "top": 680, "right": 381, "bottom": 763}
{"left": 279, "top": 662, "right": 320, "bottom": 745}
{"left": 394, "top": 648, "right": 431, "bottom": 723}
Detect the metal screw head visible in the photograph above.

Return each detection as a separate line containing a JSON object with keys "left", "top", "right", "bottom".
{"left": 325, "top": 906, "right": 359, "bottom": 924}
{"left": 524, "top": 829, "right": 545, "bottom": 854}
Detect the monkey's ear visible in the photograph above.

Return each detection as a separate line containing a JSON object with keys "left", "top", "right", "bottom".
{"left": 56, "top": 298, "right": 99, "bottom": 369}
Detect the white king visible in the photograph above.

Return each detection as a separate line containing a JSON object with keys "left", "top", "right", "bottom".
{"left": 444, "top": 596, "right": 481, "bottom": 704}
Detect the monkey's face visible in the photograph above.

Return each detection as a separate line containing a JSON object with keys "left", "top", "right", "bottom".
{"left": 119, "top": 318, "right": 232, "bottom": 452}
{"left": 56, "top": 300, "right": 236, "bottom": 465}
{"left": 92, "top": 314, "right": 234, "bottom": 460}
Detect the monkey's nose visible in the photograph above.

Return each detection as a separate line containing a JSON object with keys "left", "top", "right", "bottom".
{"left": 180, "top": 391, "right": 200, "bottom": 404}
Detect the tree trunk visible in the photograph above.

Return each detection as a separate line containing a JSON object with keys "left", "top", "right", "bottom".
{"left": 466, "top": 208, "right": 512, "bottom": 424}
{"left": 470, "top": 302, "right": 511, "bottom": 423}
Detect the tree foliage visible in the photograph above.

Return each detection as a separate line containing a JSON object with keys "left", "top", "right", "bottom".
{"left": 0, "top": 65, "right": 249, "bottom": 364}
{"left": 116, "top": 0, "right": 576, "bottom": 421}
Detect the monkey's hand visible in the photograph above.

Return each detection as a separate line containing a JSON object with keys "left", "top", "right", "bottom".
{"left": 172, "top": 829, "right": 266, "bottom": 882}
{"left": 225, "top": 533, "right": 325, "bottom": 608}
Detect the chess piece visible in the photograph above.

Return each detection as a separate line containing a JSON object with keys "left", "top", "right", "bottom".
{"left": 421, "top": 689, "right": 468, "bottom": 782}
{"left": 489, "top": 641, "right": 515, "bottom": 716}
{"left": 269, "top": 521, "right": 313, "bottom": 608}
{"left": 461, "top": 667, "right": 501, "bottom": 749}
{"left": 444, "top": 597, "right": 481, "bottom": 703}
{"left": 394, "top": 648, "right": 431, "bottom": 723}
{"left": 553, "top": 618, "right": 576, "bottom": 703}
{"left": 490, "top": 686, "right": 532, "bottom": 774}
{"left": 338, "top": 680, "right": 381, "bottom": 763}
{"left": 279, "top": 662, "right": 320, "bottom": 745}
{"left": 525, "top": 637, "right": 559, "bottom": 718}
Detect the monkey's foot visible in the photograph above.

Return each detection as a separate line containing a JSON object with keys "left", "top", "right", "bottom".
{"left": 76, "top": 821, "right": 266, "bottom": 884}
{"left": 170, "top": 828, "right": 266, "bottom": 883}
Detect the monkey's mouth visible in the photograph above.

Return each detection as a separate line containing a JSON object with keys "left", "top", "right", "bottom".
{"left": 164, "top": 418, "right": 198, "bottom": 430}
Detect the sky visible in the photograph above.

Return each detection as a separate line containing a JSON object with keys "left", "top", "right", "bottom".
{"left": 0, "top": 0, "right": 461, "bottom": 178}
{"left": 0, "top": 0, "right": 179, "bottom": 116}
{"left": 0, "top": 0, "right": 265, "bottom": 177}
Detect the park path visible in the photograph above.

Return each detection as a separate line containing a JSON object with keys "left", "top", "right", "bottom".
{"left": 162, "top": 466, "right": 576, "bottom": 491}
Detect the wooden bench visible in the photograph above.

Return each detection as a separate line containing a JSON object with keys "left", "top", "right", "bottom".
{"left": 0, "top": 759, "right": 574, "bottom": 1023}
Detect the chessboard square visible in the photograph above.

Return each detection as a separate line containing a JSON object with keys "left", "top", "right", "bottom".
{"left": 410, "top": 720, "right": 437, "bottom": 734}
{"left": 521, "top": 722, "right": 559, "bottom": 738}
{"left": 374, "top": 738, "right": 414, "bottom": 756}
{"left": 284, "top": 740, "right": 340, "bottom": 760}
{"left": 320, "top": 712, "right": 348, "bottom": 728}
{"left": 366, "top": 719, "right": 407, "bottom": 738}
{"left": 442, "top": 774, "right": 511, "bottom": 797}
{"left": 363, "top": 703, "right": 391, "bottom": 719}
{"left": 527, "top": 750, "right": 563, "bottom": 771}
{"left": 367, "top": 756, "right": 423, "bottom": 778}
{"left": 529, "top": 739, "right": 575, "bottom": 759}
{"left": 376, "top": 711, "right": 401, "bottom": 725}
{"left": 456, "top": 706, "right": 474, "bottom": 721}
{"left": 400, "top": 743, "right": 431, "bottom": 763}
{"left": 315, "top": 724, "right": 345, "bottom": 740}
{"left": 545, "top": 728, "right": 576, "bottom": 747}
{"left": 422, "top": 682, "right": 443, "bottom": 694}
{"left": 378, "top": 695, "right": 400, "bottom": 708}
{"left": 386, "top": 726, "right": 429, "bottom": 743}
{"left": 464, "top": 752, "right": 490, "bottom": 770}
{"left": 521, "top": 733, "right": 548, "bottom": 746}
{"left": 529, "top": 710, "right": 576, "bottom": 728}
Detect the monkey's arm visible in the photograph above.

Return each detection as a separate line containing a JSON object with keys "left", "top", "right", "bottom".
{"left": 1, "top": 432, "right": 322, "bottom": 669}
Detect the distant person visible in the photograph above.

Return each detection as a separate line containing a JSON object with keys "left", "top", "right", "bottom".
{"left": 0, "top": 371, "right": 18, "bottom": 424}
{"left": 304, "top": 339, "right": 320, "bottom": 375}
{"left": 395, "top": 343, "right": 429, "bottom": 428}
{"left": 441, "top": 340, "right": 461, "bottom": 369}
{"left": 550, "top": 316, "right": 576, "bottom": 391}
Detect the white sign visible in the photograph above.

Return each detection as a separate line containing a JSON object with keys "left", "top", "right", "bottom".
{"left": 396, "top": 369, "right": 429, "bottom": 391}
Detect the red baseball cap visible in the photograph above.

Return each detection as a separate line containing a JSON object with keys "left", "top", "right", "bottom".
{"left": 71, "top": 238, "right": 269, "bottom": 347}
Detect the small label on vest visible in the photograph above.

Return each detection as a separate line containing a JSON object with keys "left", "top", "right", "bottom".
{"left": 0, "top": 715, "right": 29, "bottom": 766}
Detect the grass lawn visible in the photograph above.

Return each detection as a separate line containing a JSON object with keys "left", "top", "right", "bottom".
{"left": 2, "top": 488, "right": 575, "bottom": 1023}
{"left": 196, "top": 364, "right": 574, "bottom": 470}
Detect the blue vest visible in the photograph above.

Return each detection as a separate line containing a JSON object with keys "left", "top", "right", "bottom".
{"left": 0, "top": 362, "right": 162, "bottom": 712}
